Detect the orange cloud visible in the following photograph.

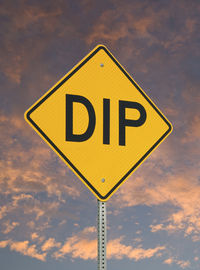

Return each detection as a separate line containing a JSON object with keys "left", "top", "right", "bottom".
{"left": 53, "top": 226, "right": 165, "bottom": 261}
{"left": 31, "top": 232, "right": 39, "bottom": 240}
{"left": 177, "top": 260, "right": 190, "bottom": 269}
{"left": 164, "top": 257, "right": 174, "bottom": 265}
{"left": 41, "top": 238, "right": 61, "bottom": 252}
{"left": 150, "top": 224, "right": 164, "bottom": 233}
{"left": 54, "top": 226, "right": 97, "bottom": 260}
{"left": 0, "top": 240, "right": 46, "bottom": 261}
{"left": 2, "top": 220, "right": 19, "bottom": 234}
{"left": 115, "top": 171, "right": 200, "bottom": 239}
{"left": 107, "top": 237, "right": 165, "bottom": 260}
{"left": 164, "top": 257, "right": 190, "bottom": 269}
{"left": 0, "top": 240, "right": 10, "bottom": 248}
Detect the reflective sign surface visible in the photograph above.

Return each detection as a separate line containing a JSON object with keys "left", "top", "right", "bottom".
{"left": 25, "top": 45, "right": 172, "bottom": 201}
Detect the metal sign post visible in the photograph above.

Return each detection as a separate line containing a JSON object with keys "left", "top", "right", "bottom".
{"left": 98, "top": 200, "right": 107, "bottom": 270}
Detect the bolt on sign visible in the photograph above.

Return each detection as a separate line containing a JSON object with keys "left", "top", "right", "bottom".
{"left": 25, "top": 45, "right": 172, "bottom": 201}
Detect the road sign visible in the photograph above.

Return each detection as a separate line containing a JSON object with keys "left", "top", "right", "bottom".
{"left": 25, "top": 45, "right": 172, "bottom": 201}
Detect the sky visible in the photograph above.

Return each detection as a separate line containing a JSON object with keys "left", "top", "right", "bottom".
{"left": 0, "top": 0, "right": 200, "bottom": 269}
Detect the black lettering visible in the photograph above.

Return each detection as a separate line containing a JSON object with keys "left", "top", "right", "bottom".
{"left": 119, "top": 100, "right": 146, "bottom": 146}
{"left": 66, "top": 94, "right": 96, "bottom": 142}
{"left": 103, "top": 99, "right": 110, "bottom": 144}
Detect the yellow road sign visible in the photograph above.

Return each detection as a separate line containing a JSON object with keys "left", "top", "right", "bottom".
{"left": 25, "top": 45, "right": 172, "bottom": 201}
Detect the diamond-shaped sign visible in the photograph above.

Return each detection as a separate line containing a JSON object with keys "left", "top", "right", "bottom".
{"left": 25, "top": 45, "right": 172, "bottom": 201}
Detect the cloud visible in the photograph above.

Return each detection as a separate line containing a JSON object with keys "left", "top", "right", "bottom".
{"left": 0, "top": 112, "right": 91, "bottom": 263}
{"left": 115, "top": 172, "right": 200, "bottom": 239}
{"left": 164, "top": 257, "right": 173, "bottom": 265}
{"left": 41, "top": 238, "right": 61, "bottom": 252}
{"left": 0, "top": 2, "right": 62, "bottom": 84}
{"left": 87, "top": 0, "right": 199, "bottom": 53}
{"left": 53, "top": 226, "right": 97, "bottom": 260}
{"left": 164, "top": 257, "right": 190, "bottom": 269}
{"left": 86, "top": 2, "right": 155, "bottom": 45}
{"left": 1, "top": 103, "right": 197, "bottom": 264}
{"left": 31, "top": 233, "right": 39, "bottom": 240}
{"left": 150, "top": 224, "right": 164, "bottom": 233}
{"left": 2, "top": 220, "right": 19, "bottom": 234}
{"left": 107, "top": 237, "right": 165, "bottom": 260}
{"left": 0, "top": 240, "right": 46, "bottom": 261}
{"left": 53, "top": 226, "right": 165, "bottom": 261}
{"left": 0, "top": 113, "right": 80, "bottom": 199}
{"left": 182, "top": 115, "right": 200, "bottom": 143}
{"left": 177, "top": 260, "right": 191, "bottom": 269}
{"left": 10, "top": 240, "right": 47, "bottom": 261}
{"left": 0, "top": 240, "right": 10, "bottom": 248}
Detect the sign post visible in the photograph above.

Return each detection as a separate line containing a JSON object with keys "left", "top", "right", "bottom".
{"left": 24, "top": 45, "right": 172, "bottom": 268}
{"left": 98, "top": 200, "right": 107, "bottom": 270}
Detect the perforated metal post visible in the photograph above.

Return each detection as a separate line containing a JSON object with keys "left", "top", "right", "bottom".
{"left": 98, "top": 200, "right": 107, "bottom": 270}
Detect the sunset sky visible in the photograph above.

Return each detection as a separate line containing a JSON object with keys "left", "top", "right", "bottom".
{"left": 0, "top": 0, "right": 200, "bottom": 269}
